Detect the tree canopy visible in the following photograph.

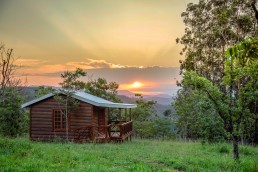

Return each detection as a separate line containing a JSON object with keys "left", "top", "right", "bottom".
{"left": 175, "top": 0, "right": 258, "bottom": 160}
{"left": 177, "top": 0, "right": 258, "bottom": 84}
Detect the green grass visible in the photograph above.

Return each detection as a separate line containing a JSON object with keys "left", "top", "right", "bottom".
{"left": 0, "top": 137, "right": 258, "bottom": 172}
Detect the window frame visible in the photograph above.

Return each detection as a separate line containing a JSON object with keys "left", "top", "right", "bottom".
{"left": 52, "top": 109, "right": 70, "bottom": 132}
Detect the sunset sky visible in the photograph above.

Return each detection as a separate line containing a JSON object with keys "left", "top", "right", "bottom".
{"left": 0, "top": 0, "right": 198, "bottom": 95}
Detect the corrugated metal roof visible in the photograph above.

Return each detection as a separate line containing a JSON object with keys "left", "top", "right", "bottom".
{"left": 21, "top": 91, "right": 137, "bottom": 109}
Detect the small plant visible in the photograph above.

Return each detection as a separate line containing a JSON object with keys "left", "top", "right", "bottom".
{"left": 201, "top": 140, "right": 206, "bottom": 145}
{"left": 52, "top": 135, "right": 65, "bottom": 143}
{"left": 239, "top": 147, "right": 252, "bottom": 156}
{"left": 173, "top": 162, "right": 187, "bottom": 171}
{"left": 219, "top": 145, "right": 230, "bottom": 154}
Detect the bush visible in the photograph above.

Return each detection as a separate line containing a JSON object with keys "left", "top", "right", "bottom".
{"left": 0, "top": 88, "right": 28, "bottom": 137}
{"left": 239, "top": 147, "right": 253, "bottom": 156}
{"left": 218, "top": 145, "right": 230, "bottom": 154}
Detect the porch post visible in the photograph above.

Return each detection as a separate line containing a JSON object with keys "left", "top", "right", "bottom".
{"left": 125, "top": 108, "right": 127, "bottom": 122}
{"left": 130, "top": 108, "right": 132, "bottom": 121}
{"left": 119, "top": 108, "right": 122, "bottom": 123}
{"left": 107, "top": 108, "right": 110, "bottom": 124}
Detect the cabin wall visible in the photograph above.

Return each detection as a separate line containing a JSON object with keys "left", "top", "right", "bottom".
{"left": 30, "top": 96, "right": 93, "bottom": 141}
{"left": 92, "top": 106, "right": 107, "bottom": 135}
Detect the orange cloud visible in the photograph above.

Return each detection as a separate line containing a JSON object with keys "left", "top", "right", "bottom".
{"left": 67, "top": 58, "right": 127, "bottom": 69}
{"left": 20, "top": 58, "right": 144, "bottom": 76}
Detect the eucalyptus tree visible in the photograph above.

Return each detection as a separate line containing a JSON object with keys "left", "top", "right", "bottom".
{"left": 175, "top": 0, "right": 258, "bottom": 149}
{"left": 85, "top": 78, "right": 121, "bottom": 102}
{"left": 178, "top": 37, "right": 258, "bottom": 159}
{"left": 174, "top": 89, "right": 225, "bottom": 142}
{"left": 55, "top": 68, "right": 86, "bottom": 141}
{"left": 0, "top": 44, "right": 27, "bottom": 137}
{"left": 0, "top": 44, "right": 21, "bottom": 97}
{"left": 177, "top": 0, "right": 258, "bottom": 84}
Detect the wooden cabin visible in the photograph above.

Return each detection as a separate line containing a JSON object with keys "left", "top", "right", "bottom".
{"left": 21, "top": 92, "right": 137, "bottom": 143}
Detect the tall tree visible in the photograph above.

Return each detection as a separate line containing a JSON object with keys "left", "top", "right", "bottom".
{"left": 55, "top": 68, "right": 86, "bottom": 140}
{"left": 177, "top": 0, "right": 257, "bottom": 84}
{"left": 175, "top": 0, "right": 258, "bottom": 159}
{"left": 174, "top": 89, "right": 225, "bottom": 142}
{"left": 0, "top": 87, "right": 26, "bottom": 137}
{"left": 0, "top": 44, "right": 27, "bottom": 137}
{"left": 85, "top": 78, "right": 121, "bottom": 102}
{"left": 0, "top": 44, "right": 21, "bottom": 97}
{"left": 178, "top": 37, "right": 258, "bottom": 159}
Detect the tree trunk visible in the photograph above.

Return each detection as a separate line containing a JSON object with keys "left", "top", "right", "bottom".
{"left": 232, "top": 135, "right": 239, "bottom": 160}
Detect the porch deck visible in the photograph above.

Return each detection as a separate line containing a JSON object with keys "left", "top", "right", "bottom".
{"left": 74, "top": 121, "right": 133, "bottom": 143}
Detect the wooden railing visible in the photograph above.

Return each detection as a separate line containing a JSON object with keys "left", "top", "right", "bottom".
{"left": 109, "top": 121, "right": 133, "bottom": 140}
{"left": 94, "top": 125, "right": 110, "bottom": 142}
{"left": 74, "top": 121, "right": 133, "bottom": 142}
{"left": 74, "top": 126, "right": 93, "bottom": 143}
{"left": 74, "top": 126, "right": 110, "bottom": 143}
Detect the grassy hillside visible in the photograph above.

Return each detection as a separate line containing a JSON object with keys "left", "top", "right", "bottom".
{"left": 0, "top": 137, "right": 257, "bottom": 172}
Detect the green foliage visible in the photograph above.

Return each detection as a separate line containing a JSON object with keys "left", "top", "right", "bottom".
{"left": 177, "top": 0, "right": 257, "bottom": 81}
{"left": 132, "top": 95, "right": 156, "bottom": 122}
{"left": 134, "top": 121, "right": 156, "bottom": 138}
{"left": 34, "top": 86, "right": 55, "bottom": 98}
{"left": 1, "top": 137, "right": 258, "bottom": 171}
{"left": 0, "top": 45, "right": 27, "bottom": 137}
{"left": 55, "top": 68, "right": 87, "bottom": 140}
{"left": 153, "top": 118, "right": 174, "bottom": 138}
{"left": 176, "top": 37, "right": 258, "bottom": 159}
{"left": 223, "top": 37, "right": 258, "bottom": 145}
{"left": 219, "top": 145, "right": 230, "bottom": 154}
{"left": 0, "top": 87, "right": 28, "bottom": 137}
{"left": 132, "top": 94, "right": 156, "bottom": 138}
{"left": 177, "top": 0, "right": 258, "bottom": 145}
{"left": 163, "top": 109, "right": 172, "bottom": 117}
{"left": 56, "top": 68, "right": 87, "bottom": 112}
{"left": 59, "top": 68, "right": 87, "bottom": 91}
{"left": 132, "top": 95, "right": 174, "bottom": 139}
{"left": 134, "top": 119, "right": 174, "bottom": 139}
{"left": 174, "top": 88, "right": 226, "bottom": 142}
{"left": 85, "top": 77, "right": 121, "bottom": 103}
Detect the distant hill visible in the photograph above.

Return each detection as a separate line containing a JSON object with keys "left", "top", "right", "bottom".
{"left": 117, "top": 90, "right": 135, "bottom": 97}
{"left": 117, "top": 92, "right": 174, "bottom": 117}
{"left": 117, "top": 90, "right": 173, "bottom": 105}
{"left": 19, "top": 86, "right": 37, "bottom": 102}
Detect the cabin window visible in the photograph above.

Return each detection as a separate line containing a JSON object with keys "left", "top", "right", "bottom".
{"left": 53, "top": 109, "right": 69, "bottom": 131}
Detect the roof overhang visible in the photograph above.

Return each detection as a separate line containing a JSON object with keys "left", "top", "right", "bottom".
{"left": 21, "top": 92, "right": 137, "bottom": 109}
{"left": 21, "top": 93, "right": 54, "bottom": 108}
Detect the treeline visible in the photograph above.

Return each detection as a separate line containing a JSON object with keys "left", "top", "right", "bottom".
{"left": 174, "top": 0, "right": 258, "bottom": 159}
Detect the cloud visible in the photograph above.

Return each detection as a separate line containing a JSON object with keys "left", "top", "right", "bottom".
{"left": 22, "top": 58, "right": 140, "bottom": 76}
{"left": 67, "top": 58, "right": 127, "bottom": 69}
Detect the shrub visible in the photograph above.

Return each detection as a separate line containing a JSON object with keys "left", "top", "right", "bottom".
{"left": 219, "top": 145, "right": 230, "bottom": 154}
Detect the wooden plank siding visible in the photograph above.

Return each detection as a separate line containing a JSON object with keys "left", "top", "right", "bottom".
{"left": 30, "top": 96, "right": 94, "bottom": 141}
{"left": 92, "top": 107, "right": 105, "bottom": 136}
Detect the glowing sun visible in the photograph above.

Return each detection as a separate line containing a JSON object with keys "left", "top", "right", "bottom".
{"left": 132, "top": 81, "right": 141, "bottom": 88}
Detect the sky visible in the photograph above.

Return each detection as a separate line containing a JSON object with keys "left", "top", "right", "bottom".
{"left": 0, "top": 0, "right": 198, "bottom": 95}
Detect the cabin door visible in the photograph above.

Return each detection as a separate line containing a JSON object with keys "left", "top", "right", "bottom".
{"left": 97, "top": 108, "right": 105, "bottom": 132}
{"left": 98, "top": 109, "right": 105, "bottom": 126}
